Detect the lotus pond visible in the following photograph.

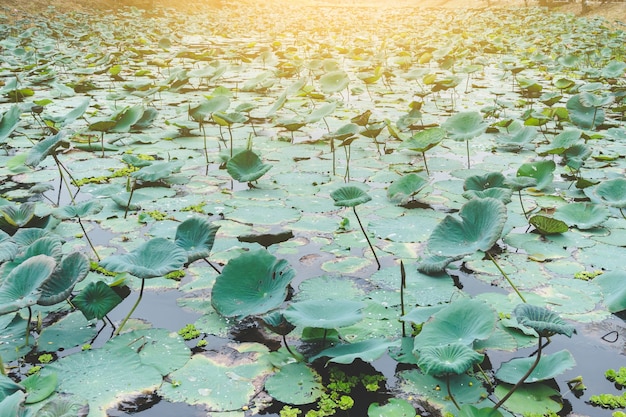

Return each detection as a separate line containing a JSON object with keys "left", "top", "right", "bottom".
{"left": 1, "top": 2, "right": 626, "bottom": 417}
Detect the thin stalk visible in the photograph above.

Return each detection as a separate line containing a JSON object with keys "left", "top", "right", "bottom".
{"left": 446, "top": 375, "right": 461, "bottom": 410}
{"left": 400, "top": 261, "right": 406, "bottom": 337}
{"left": 228, "top": 125, "right": 233, "bottom": 158}
{"left": 201, "top": 123, "right": 209, "bottom": 175}
{"left": 487, "top": 252, "right": 526, "bottom": 303}
{"left": 203, "top": 257, "right": 222, "bottom": 274}
{"left": 114, "top": 278, "right": 145, "bottom": 336}
{"left": 282, "top": 335, "right": 296, "bottom": 357}
{"left": 422, "top": 151, "right": 430, "bottom": 176}
{"left": 518, "top": 190, "right": 528, "bottom": 219}
{"left": 493, "top": 335, "right": 544, "bottom": 410}
{"left": 476, "top": 363, "right": 494, "bottom": 389}
{"left": 124, "top": 179, "right": 137, "bottom": 219}
{"left": 52, "top": 154, "right": 78, "bottom": 205}
{"left": 331, "top": 137, "right": 336, "bottom": 176}
{"left": 77, "top": 217, "right": 100, "bottom": 261}
{"left": 466, "top": 139, "right": 471, "bottom": 169}
{"left": 25, "top": 306, "right": 33, "bottom": 347}
{"left": 620, "top": 208, "right": 626, "bottom": 221}
{"left": 353, "top": 206, "right": 381, "bottom": 270}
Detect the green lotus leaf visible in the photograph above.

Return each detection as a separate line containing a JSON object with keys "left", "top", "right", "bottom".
{"left": 462, "top": 188, "right": 512, "bottom": 203}
{"left": 38, "top": 252, "right": 90, "bottom": 306}
{"left": 88, "top": 120, "right": 116, "bottom": 133}
{"left": 121, "top": 154, "right": 153, "bottom": 168}
{"left": 594, "top": 270, "right": 626, "bottom": 313}
{"left": 108, "top": 328, "right": 191, "bottom": 376}
{"left": 131, "top": 107, "right": 158, "bottom": 130}
{"left": 464, "top": 172, "right": 507, "bottom": 191}
{"left": 100, "top": 238, "right": 187, "bottom": 279}
{"left": 12, "top": 228, "right": 55, "bottom": 248}
{"left": 325, "top": 123, "right": 359, "bottom": 141}
{"left": 494, "top": 382, "right": 562, "bottom": 415}
{"left": 226, "top": 149, "right": 272, "bottom": 183}
{"left": 417, "top": 253, "right": 465, "bottom": 275}
{"left": 528, "top": 215, "right": 569, "bottom": 235}
{"left": 311, "top": 338, "right": 400, "bottom": 364}
{"left": 52, "top": 200, "right": 103, "bottom": 220}
{"left": 442, "top": 111, "right": 488, "bottom": 141}
{"left": 211, "top": 249, "right": 295, "bottom": 318}
{"left": 593, "top": 178, "right": 626, "bottom": 208}
{"left": 566, "top": 94, "right": 604, "bottom": 130}
{"left": 331, "top": 186, "right": 372, "bottom": 207}
{"left": 351, "top": 110, "right": 372, "bottom": 126}
{"left": 306, "top": 102, "right": 337, "bottom": 123}
{"left": 387, "top": 174, "right": 428, "bottom": 205}
{"left": 72, "top": 280, "right": 123, "bottom": 321}
{"left": 260, "top": 311, "right": 296, "bottom": 336}
{"left": 426, "top": 198, "right": 507, "bottom": 258}
{"left": 34, "top": 397, "right": 87, "bottom": 417}
{"left": 513, "top": 304, "right": 576, "bottom": 337}
{"left": 504, "top": 176, "right": 537, "bottom": 191}
{"left": 0, "top": 391, "right": 25, "bottom": 417}
{"left": 0, "top": 254, "right": 56, "bottom": 315}
{"left": 319, "top": 70, "right": 349, "bottom": 94}
{"left": 401, "top": 127, "right": 445, "bottom": 152}
{"left": 0, "top": 374, "right": 23, "bottom": 401}
{"left": 175, "top": 216, "right": 220, "bottom": 264}
{"left": 516, "top": 160, "right": 555, "bottom": 190}
{"left": 368, "top": 398, "right": 416, "bottom": 417}
{"left": 40, "top": 344, "right": 162, "bottom": 416}
{"left": 44, "top": 97, "right": 90, "bottom": 127}
{"left": 283, "top": 299, "right": 366, "bottom": 329}
{"left": 553, "top": 202, "right": 609, "bottom": 230}
{"left": 0, "top": 105, "right": 21, "bottom": 144}
{"left": 536, "top": 129, "right": 581, "bottom": 156}
{"left": 0, "top": 202, "right": 36, "bottom": 227}
{"left": 111, "top": 105, "right": 144, "bottom": 133}
{"left": 601, "top": 60, "right": 626, "bottom": 78}
{"left": 579, "top": 91, "right": 613, "bottom": 108}
{"left": 189, "top": 95, "right": 230, "bottom": 122}
{"left": 264, "top": 362, "right": 324, "bottom": 405}
{"left": 563, "top": 143, "right": 592, "bottom": 170}
{"left": 414, "top": 299, "right": 497, "bottom": 348}
{"left": 457, "top": 404, "right": 504, "bottom": 417}
{"left": 0, "top": 233, "right": 17, "bottom": 263}
{"left": 21, "top": 372, "right": 57, "bottom": 404}
{"left": 416, "top": 342, "right": 484, "bottom": 376}
{"left": 212, "top": 110, "right": 247, "bottom": 126}
{"left": 25, "top": 131, "right": 67, "bottom": 168}
{"left": 131, "top": 160, "right": 183, "bottom": 182}
{"left": 0, "top": 313, "right": 34, "bottom": 362}
{"left": 37, "top": 311, "right": 96, "bottom": 352}
{"left": 496, "top": 349, "right": 575, "bottom": 384}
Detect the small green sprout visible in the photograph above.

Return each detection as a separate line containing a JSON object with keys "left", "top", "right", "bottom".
{"left": 181, "top": 202, "right": 207, "bottom": 213}
{"left": 27, "top": 366, "right": 41, "bottom": 375}
{"left": 82, "top": 344, "right": 92, "bottom": 351}
{"left": 605, "top": 367, "right": 626, "bottom": 386}
{"left": 279, "top": 405, "right": 301, "bottom": 417}
{"left": 38, "top": 353, "right": 53, "bottom": 364}
{"left": 196, "top": 339, "right": 207, "bottom": 348}
{"left": 165, "top": 270, "right": 185, "bottom": 280}
{"left": 589, "top": 392, "right": 626, "bottom": 409}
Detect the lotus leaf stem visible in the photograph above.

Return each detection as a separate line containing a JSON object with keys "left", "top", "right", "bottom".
{"left": 124, "top": 180, "right": 137, "bottom": 219}
{"left": 518, "top": 190, "right": 528, "bottom": 219}
{"left": 25, "top": 306, "right": 33, "bottom": 347}
{"left": 487, "top": 252, "right": 526, "bottom": 303}
{"left": 400, "top": 261, "right": 406, "bottom": 337}
{"left": 446, "top": 375, "right": 461, "bottom": 410}
{"left": 53, "top": 154, "right": 79, "bottom": 205}
{"left": 352, "top": 206, "right": 381, "bottom": 270}
{"left": 282, "top": 335, "right": 296, "bottom": 357}
{"left": 466, "top": 139, "right": 471, "bottom": 169}
{"left": 422, "top": 151, "right": 430, "bottom": 176}
{"left": 493, "top": 335, "right": 543, "bottom": 410}
{"left": 77, "top": 217, "right": 100, "bottom": 261}
{"left": 114, "top": 278, "right": 145, "bottom": 336}
{"left": 620, "top": 208, "right": 626, "bottom": 221}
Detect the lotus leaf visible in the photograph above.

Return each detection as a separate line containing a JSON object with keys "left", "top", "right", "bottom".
{"left": 414, "top": 299, "right": 497, "bottom": 348}
{"left": 306, "top": 102, "right": 337, "bottom": 123}
{"left": 37, "top": 311, "right": 96, "bottom": 351}
{"left": 594, "top": 270, "right": 626, "bottom": 313}
{"left": 367, "top": 398, "right": 416, "bottom": 417}
{"left": 402, "top": 127, "right": 445, "bottom": 152}
{"left": 325, "top": 123, "right": 359, "bottom": 141}
{"left": 493, "top": 383, "right": 562, "bottom": 415}
{"left": 99, "top": 238, "right": 187, "bottom": 279}
{"left": 528, "top": 215, "right": 569, "bottom": 235}
{"left": 72, "top": 281, "right": 123, "bottom": 321}
{"left": 457, "top": 405, "right": 504, "bottom": 417}
{"left": 566, "top": 94, "right": 604, "bottom": 130}
{"left": 111, "top": 105, "right": 144, "bottom": 133}
{"left": 416, "top": 343, "right": 484, "bottom": 376}
{"left": 311, "top": 338, "right": 400, "bottom": 364}
{"left": 131, "top": 160, "right": 183, "bottom": 182}
{"left": 283, "top": 299, "right": 365, "bottom": 329}
{"left": 35, "top": 397, "right": 87, "bottom": 417}
{"left": 226, "top": 149, "right": 272, "bottom": 183}
{"left": 331, "top": 186, "right": 372, "bottom": 207}
{"left": 0, "top": 391, "right": 25, "bottom": 417}
{"left": 0, "top": 105, "right": 21, "bottom": 144}
{"left": 563, "top": 143, "right": 592, "bottom": 170}
{"left": 426, "top": 198, "right": 507, "bottom": 258}
{"left": 174, "top": 216, "right": 220, "bottom": 263}
{"left": 40, "top": 344, "right": 162, "bottom": 417}
{"left": 553, "top": 202, "right": 609, "bottom": 229}
{"left": 211, "top": 249, "right": 295, "bottom": 318}
{"left": 496, "top": 349, "right": 576, "bottom": 384}
{"left": 513, "top": 304, "right": 576, "bottom": 337}
{"left": 52, "top": 200, "right": 103, "bottom": 220}
{"left": 319, "top": 70, "right": 349, "bottom": 94}
{"left": 464, "top": 172, "right": 507, "bottom": 191}
{"left": 25, "top": 131, "right": 67, "bottom": 168}
{"left": 516, "top": 160, "right": 555, "bottom": 190}
{"left": 536, "top": 129, "right": 581, "bottom": 156}
{"left": 264, "top": 362, "right": 323, "bottom": 405}
{"left": 593, "top": 178, "right": 626, "bottom": 207}
{"left": 38, "top": 252, "right": 89, "bottom": 306}
{"left": 21, "top": 372, "right": 57, "bottom": 404}
{"left": 417, "top": 253, "right": 466, "bottom": 275}
{"left": 442, "top": 111, "right": 487, "bottom": 142}
{"left": 0, "top": 202, "right": 36, "bottom": 228}
{"left": 0, "top": 254, "right": 56, "bottom": 315}
{"left": 387, "top": 174, "right": 428, "bottom": 205}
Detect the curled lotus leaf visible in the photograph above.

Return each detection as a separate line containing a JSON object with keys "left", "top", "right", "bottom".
{"left": 319, "top": 70, "right": 350, "bottom": 94}
{"left": 496, "top": 349, "right": 576, "bottom": 384}
{"left": 131, "top": 160, "right": 183, "bottom": 182}
{"left": 442, "top": 111, "right": 488, "bottom": 141}
{"left": 174, "top": 216, "right": 220, "bottom": 264}
{"left": 52, "top": 200, "right": 103, "bottom": 220}
{"left": 516, "top": 160, "right": 555, "bottom": 191}
{"left": 0, "top": 202, "right": 36, "bottom": 228}
{"left": 464, "top": 172, "right": 507, "bottom": 191}
{"left": 0, "top": 105, "right": 21, "bottom": 144}
{"left": 387, "top": 174, "right": 428, "bottom": 205}
{"left": 72, "top": 280, "right": 123, "bottom": 321}
{"left": 211, "top": 249, "right": 295, "bottom": 319}
{"left": 553, "top": 202, "right": 609, "bottom": 230}
{"left": 416, "top": 343, "right": 484, "bottom": 376}
{"left": 513, "top": 303, "right": 576, "bottom": 337}
{"left": 593, "top": 178, "right": 626, "bottom": 208}
{"left": 99, "top": 237, "right": 187, "bottom": 279}
{"left": 331, "top": 186, "right": 372, "bottom": 207}
{"left": 25, "top": 131, "right": 68, "bottom": 168}
{"left": 38, "top": 252, "right": 90, "bottom": 306}
{"left": 528, "top": 215, "right": 569, "bottom": 235}
{"left": 283, "top": 299, "right": 366, "bottom": 329}
{"left": 426, "top": 198, "right": 507, "bottom": 258}
{"left": 401, "top": 127, "right": 445, "bottom": 152}
{"left": 0, "top": 254, "right": 56, "bottom": 315}
{"left": 226, "top": 149, "right": 273, "bottom": 183}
